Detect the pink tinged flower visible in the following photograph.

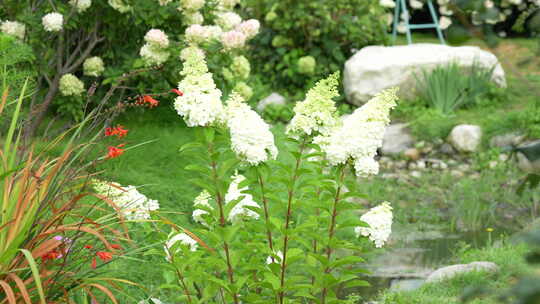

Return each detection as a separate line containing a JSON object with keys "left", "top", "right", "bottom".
{"left": 221, "top": 31, "right": 247, "bottom": 50}
{"left": 236, "top": 19, "right": 260, "bottom": 39}
{"left": 185, "top": 24, "right": 207, "bottom": 44}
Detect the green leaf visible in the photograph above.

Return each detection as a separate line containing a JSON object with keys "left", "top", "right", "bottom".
{"left": 263, "top": 272, "right": 281, "bottom": 290}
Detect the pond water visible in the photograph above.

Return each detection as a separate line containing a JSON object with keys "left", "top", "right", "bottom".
{"left": 347, "top": 225, "right": 504, "bottom": 302}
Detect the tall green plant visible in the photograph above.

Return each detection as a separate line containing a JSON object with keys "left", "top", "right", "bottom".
{"left": 152, "top": 49, "right": 397, "bottom": 303}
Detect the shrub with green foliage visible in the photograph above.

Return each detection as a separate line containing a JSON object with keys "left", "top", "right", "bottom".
{"left": 0, "top": 33, "right": 36, "bottom": 128}
{"left": 244, "top": 0, "right": 388, "bottom": 92}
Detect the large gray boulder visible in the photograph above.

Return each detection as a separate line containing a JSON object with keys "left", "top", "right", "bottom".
{"left": 344, "top": 44, "right": 506, "bottom": 105}
{"left": 426, "top": 261, "right": 499, "bottom": 283}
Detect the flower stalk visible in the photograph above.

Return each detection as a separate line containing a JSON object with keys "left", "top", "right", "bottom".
{"left": 278, "top": 138, "right": 307, "bottom": 304}
{"left": 321, "top": 165, "right": 346, "bottom": 304}
{"left": 208, "top": 138, "right": 239, "bottom": 304}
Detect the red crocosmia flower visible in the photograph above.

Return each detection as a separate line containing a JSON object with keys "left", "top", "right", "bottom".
{"left": 105, "top": 127, "right": 114, "bottom": 137}
{"left": 142, "top": 95, "right": 159, "bottom": 108}
{"left": 111, "top": 244, "right": 122, "bottom": 250}
{"left": 115, "top": 125, "right": 128, "bottom": 138}
{"left": 42, "top": 250, "right": 61, "bottom": 262}
{"left": 106, "top": 145, "right": 125, "bottom": 159}
{"left": 96, "top": 251, "right": 113, "bottom": 262}
{"left": 104, "top": 125, "right": 129, "bottom": 139}
{"left": 84, "top": 244, "right": 93, "bottom": 249}
{"left": 171, "top": 89, "right": 183, "bottom": 96}
{"left": 91, "top": 257, "right": 97, "bottom": 269}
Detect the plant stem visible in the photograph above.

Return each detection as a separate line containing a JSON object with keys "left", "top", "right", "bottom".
{"left": 256, "top": 168, "right": 274, "bottom": 253}
{"left": 321, "top": 166, "right": 346, "bottom": 304}
{"left": 175, "top": 267, "right": 193, "bottom": 304}
{"left": 208, "top": 140, "right": 239, "bottom": 304}
{"left": 278, "top": 139, "right": 307, "bottom": 304}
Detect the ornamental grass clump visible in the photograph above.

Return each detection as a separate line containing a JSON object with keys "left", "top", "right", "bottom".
{"left": 0, "top": 83, "right": 133, "bottom": 303}
{"left": 161, "top": 55, "right": 399, "bottom": 302}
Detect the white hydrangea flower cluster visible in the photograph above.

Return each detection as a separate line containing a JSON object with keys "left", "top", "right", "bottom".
{"left": 314, "top": 88, "right": 398, "bottom": 177}
{"left": 164, "top": 232, "right": 198, "bottom": 260}
{"left": 83, "top": 56, "right": 105, "bottom": 77}
{"left": 354, "top": 202, "right": 393, "bottom": 248}
{"left": 0, "top": 21, "right": 25, "bottom": 40}
{"left": 192, "top": 173, "right": 261, "bottom": 225}
{"left": 225, "top": 93, "right": 278, "bottom": 165}
{"left": 179, "top": 0, "right": 205, "bottom": 24}
{"left": 217, "top": 0, "right": 241, "bottom": 10}
{"left": 108, "top": 0, "right": 132, "bottom": 13}
{"left": 225, "top": 173, "right": 260, "bottom": 222}
{"left": 298, "top": 56, "right": 316, "bottom": 75}
{"left": 213, "top": 5, "right": 260, "bottom": 50}
{"left": 140, "top": 29, "right": 170, "bottom": 66}
{"left": 174, "top": 46, "right": 224, "bottom": 127}
{"left": 59, "top": 74, "right": 85, "bottom": 97}
{"left": 69, "top": 0, "right": 92, "bottom": 13}
{"left": 185, "top": 24, "right": 223, "bottom": 44}
{"left": 231, "top": 55, "right": 251, "bottom": 80}
{"left": 93, "top": 180, "right": 160, "bottom": 221}
{"left": 216, "top": 12, "right": 243, "bottom": 30}
{"left": 42, "top": 12, "right": 63, "bottom": 32}
{"left": 287, "top": 72, "right": 340, "bottom": 137}
{"left": 221, "top": 30, "right": 247, "bottom": 50}
{"left": 236, "top": 19, "right": 260, "bottom": 39}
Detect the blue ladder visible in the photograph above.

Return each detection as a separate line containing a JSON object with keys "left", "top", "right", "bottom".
{"left": 391, "top": 0, "right": 446, "bottom": 45}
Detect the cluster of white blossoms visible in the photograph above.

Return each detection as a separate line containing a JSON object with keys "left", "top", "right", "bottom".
{"left": 108, "top": 0, "right": 132, "bottom": 13}
{"left": 145, "top": 29, "right": 170, "bottom": 48}
{"left": 178, "top": 0, "right": 205, "bottom": 25}
{"left": 298, "top": 56, "right": 316, "bottom": 75}
{"left": 225, "top": 93, "right": 278, "bottom": 165}
{"left": 69, "top": 0, "right": 92, "bottom": 13}
{"left": 185, "top": 24, "right": 223, "bottom": 44}
{"left": 0, "top": 21, "right": 25, "bottom": 40}
{"left": 42, "top": 12, "right": 63, "bottom": 32}
{"left": 217, "top": 0, "right": 241, "bottom": 10}
{"left": 192, "top": 173, "right": 261, "bottom": 225}
{"left": 216, "top": 11, "right": 242, "bottom": 30}
{"left": 140, "top": 29, "right": 170, "bottom": 66}
{"left": 219, "top": 19, "right": 260, "bottom": 50}
{"left": 83, "top": 56, "right": 105, "bottom": 77}
{"left": 314, "top": 88, "right": 398, "bottom": 177}
{"left": 287, "top": 72, "right": 340, "bottom": 137}
{"left": 93, "top": 180, "right": 160, "bottom": 221}
{"left": 225, "top": 173, "right": 260, "bottom": 222}
{"left": 231, "top": 56, "right": 250, "bottom": 80}
{"left": 175, "top": 46, "right": 224, "bottom": 127}
{"left": 59, "top": 74, "right": 85, "bottom": 97}
{"left": 354, "top": 202, "right": 393, "bottom": 248}
{"left": 164, "top": 232, "right": 198, "bottom": 260}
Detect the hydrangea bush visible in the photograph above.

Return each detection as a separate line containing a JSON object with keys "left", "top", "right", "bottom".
{"left": 0, "top": 0, "right": 260, "bottom": 132}
{"left": 153, "top": 48, "right": 398, "bottom": 303}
